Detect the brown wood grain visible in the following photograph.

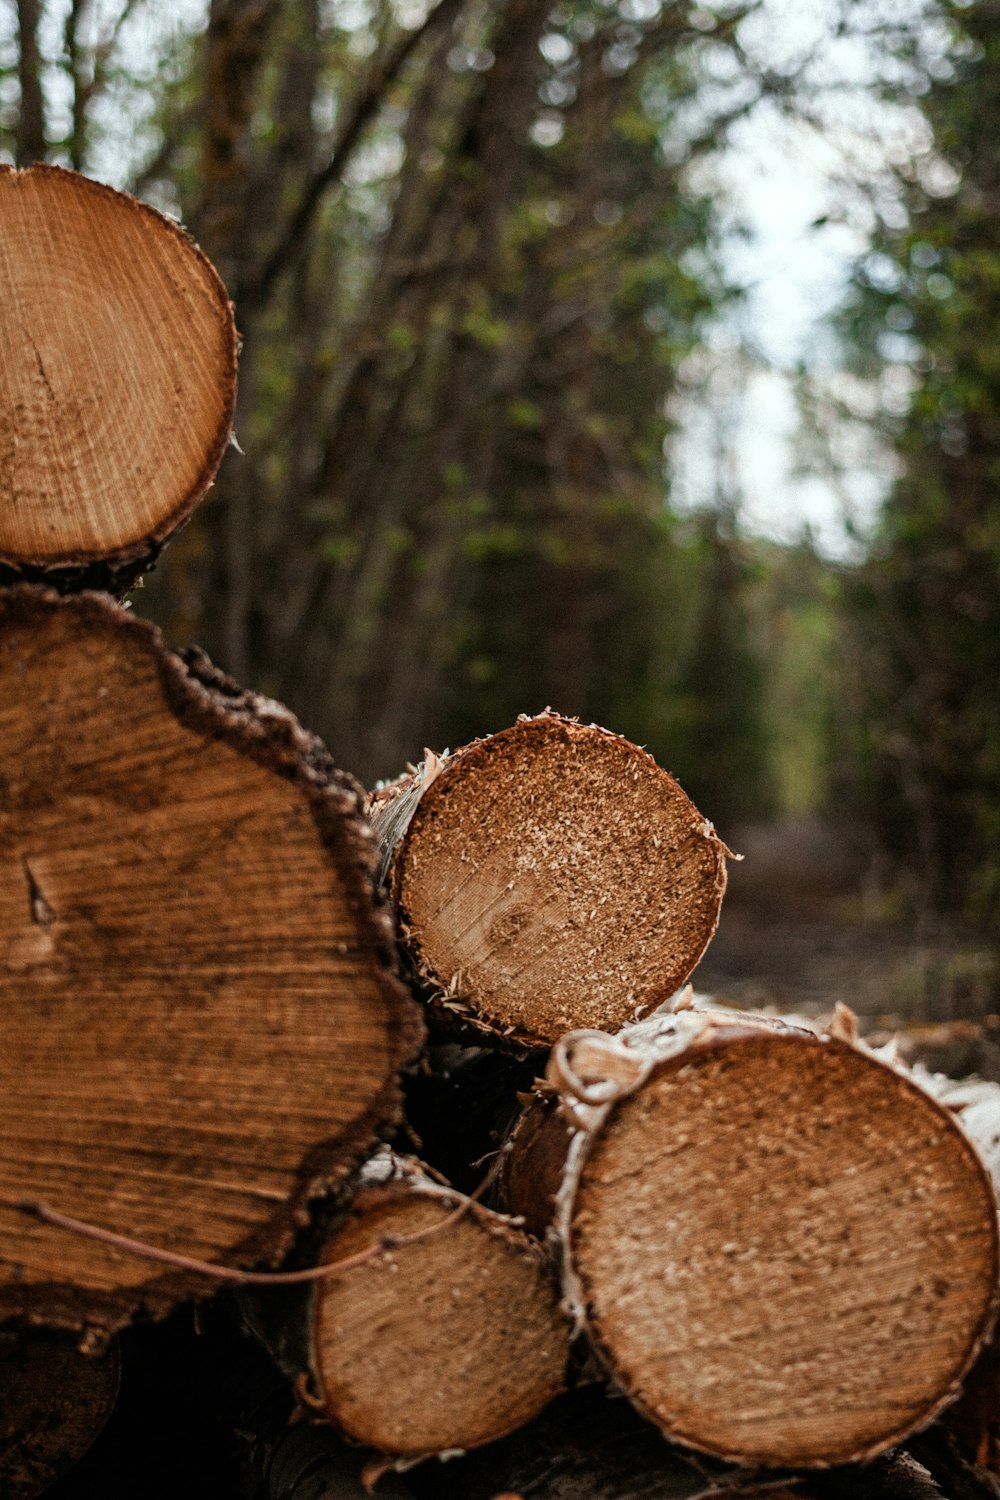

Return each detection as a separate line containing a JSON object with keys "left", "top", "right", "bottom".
{"left": 306, "top": 1158, "right": 569, "bottom": 1458}
{"left": 0, "top": 1328, "right": 119, "bottom": 1499}
{"left": 375, "top": 712, "right": 729, "bottom": 1048}
{"left": 0, "top": 165, "right": 237, "bottom": 585}
{"left": 563, "top": 1023, "right": 999, "bottom": 1468}
{"left": 0, "top": 587, "right": 421, "bottom": 1331}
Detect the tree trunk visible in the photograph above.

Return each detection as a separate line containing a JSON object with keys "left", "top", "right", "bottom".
{"left": 504, "top": 1007, "right": 999, "bottom": 1469}
{"left": 0, "top": 587, "right": 420, "bottom": 1334}
{"left": 240, "top": 1152, "right": 569, "bottom": 1461}
{"left": 13, "top": 0, "right": 46, "bottom": 166}
{"left": 0, "top": 165, "right": 237, "bottom": 592}
{"left": 370, "top": 711, "right": 730, "bottom": 1048}
{"left": 0, "top": 1328, "right": 119, "bottom": 1499}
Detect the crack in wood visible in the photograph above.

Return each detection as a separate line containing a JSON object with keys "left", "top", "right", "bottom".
{"left": 22, "top": 858, "right": 55, "bottom": 927}
{"left": 23, "top": 327, "right": 56, "bottom": 403}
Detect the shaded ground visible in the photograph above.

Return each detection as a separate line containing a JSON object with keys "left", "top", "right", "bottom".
{"left": 691, "top": 819, "right": 999, "bottom": 1030}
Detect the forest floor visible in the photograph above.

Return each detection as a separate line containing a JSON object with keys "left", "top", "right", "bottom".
{"left": 691, "top": 819, "right": 1000, "bottom": 1073}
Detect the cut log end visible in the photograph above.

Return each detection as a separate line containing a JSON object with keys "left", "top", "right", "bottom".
{"left": 382, "top": 713, "right": 728, "bottom": 1047}
{"left": 0, "top": 164, "right": 237, "bottom": 584}
{"left": 567, "top": 1029, "right": 999, "bottom": 1468}
{"left": 0, "top": 587, "right": 420, "bottom": 1332}
{"left": 310, "top": 1181, "right": 569, "bottom": 1457}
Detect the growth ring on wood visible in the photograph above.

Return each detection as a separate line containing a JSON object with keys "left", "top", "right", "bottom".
{"left": 0, "top": 587, "right": 421, "bottom": 1332}
{"left": 380, "top": 713, "right": 728, "bottom": 1048}
{"left": 0, "top": 165, "right": 237, "bottom": 586}
{"left": 309, "top": 1178, "right": 569, "bottom": 1457}
{"left": 566, "top": 1028, "right": 1000, "bottom": 1467}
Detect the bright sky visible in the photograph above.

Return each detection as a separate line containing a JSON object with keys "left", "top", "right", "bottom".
{"left": 669, "top": 0, "right": 944, "bottom": 557}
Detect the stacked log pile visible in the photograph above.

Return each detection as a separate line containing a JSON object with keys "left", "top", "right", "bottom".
{"left": 2, "top": 164, "right": 1000, "bottom": 1500}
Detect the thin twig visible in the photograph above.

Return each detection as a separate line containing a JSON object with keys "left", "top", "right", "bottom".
{"left": 0, "top": 1147, "right": 509, "bottom": 1287}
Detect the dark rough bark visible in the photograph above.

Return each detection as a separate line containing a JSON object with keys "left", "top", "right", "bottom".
{"left": 406, "top": 1386, "right": 953, "bottom": 1500}
{"left": 0, "top": 1328, "right": 120, "bottom": 1499}
{"left": 940, "top": 1341, "right": 1000, "bottom": 1478}
{"left": 908, "top": 1430, "right": 1000, "bottom": 1500}
{"left": 258, "top": 1426, "right": 413, "bottom": 1500}
{"left": 398, "top": 1043, "right": 539, "bottom": 1196}
{"left": 511, "top": 1009, "right": 999, "bottom": 1469}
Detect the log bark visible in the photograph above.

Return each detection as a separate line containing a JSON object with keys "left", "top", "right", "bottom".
{"left": 504, "top": 1007, "right": 1000, "bottom": 1470}
{"left": 370, "top": 711, "right": 729, "bottom": 1048}
{"left": 258, "top": 1426, "right": 414, "bottom": 1500}
{"left": 0, "top": 164, "right": 238, "bottom": 591}
{"left": 405, "top": 1386, "right": 952, "bottom": 1500}
{"left": 0, "top": 1327, "right": 119, "bottom": 1498}
{"left": 240, "top": 1152, "right": 569, "bottom": 1461}
{"left": 0, "top": 586, "right": 421, "bottom": 1333}
{"left": 908, "top": 1428, "right": 1000, "bottom": 1500}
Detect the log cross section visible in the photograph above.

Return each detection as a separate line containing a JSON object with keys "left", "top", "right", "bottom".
{"left": 0, "top": 587, "right": 420, "bottom": 1332}
{"left": 544, "top": 1015, "right": 1000, "bottom": 1468}
{"left": 0, "top": 164, "right": 238, "bottom": 587}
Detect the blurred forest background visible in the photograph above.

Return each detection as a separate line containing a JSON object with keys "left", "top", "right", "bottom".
{"left": 2, "top": 0, "right": 998, "bottom": 1018}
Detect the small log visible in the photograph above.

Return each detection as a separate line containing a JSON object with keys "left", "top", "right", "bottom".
{"left": 0, "top": 1328, "right": 120, "bottom": 1498}
{"left": 0, "top": 587, "right": 421, "bottom": 1333}
{"left": 507, "top": 1008, "right": 999, "bottom": 1469}
{"left": 242, "top": 1154, "right": 569, "bottom": 1461}
{"left": 371, "top": 712, "right": 729, "bottom": 1048}
{"left": 0, "top": 164, "right": 237, "bottom": 591}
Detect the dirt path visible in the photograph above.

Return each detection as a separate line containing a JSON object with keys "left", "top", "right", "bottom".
{"left": 691, "top": 820, "right": 998, "bottom": 1030}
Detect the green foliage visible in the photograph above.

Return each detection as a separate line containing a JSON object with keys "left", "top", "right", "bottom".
{"left": 837, "top": 0, "right": 1000, "bottom": 922}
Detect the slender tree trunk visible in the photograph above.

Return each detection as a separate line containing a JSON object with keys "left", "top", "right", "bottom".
{"left": 14, "top": 0, "right": 47, "bottom": 165}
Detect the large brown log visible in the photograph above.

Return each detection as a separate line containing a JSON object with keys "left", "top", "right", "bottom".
{"left": 241, "top": 1152, "right": 569, "bottom": 1461}
{"left": 0, "top": 1328, "right": 119, "bottom": 1498}
{"left": 371, "top": 712, "right": 729, "bottom": 1049}
{"left": 505, "top": 1006, "right": 1000, "bottom": 1469}
{"left": 0, "top": 586, "right": 421, "bottom": 1333}
{"left": 0, "top": 164, "right": 238, "bottom": 591}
